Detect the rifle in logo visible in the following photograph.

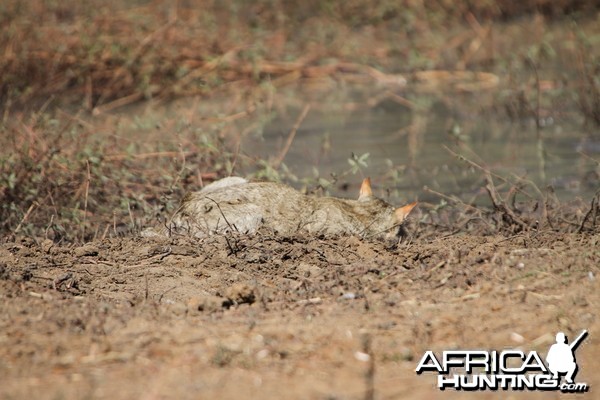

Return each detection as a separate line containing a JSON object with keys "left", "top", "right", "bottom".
{"left": 570, "top": 330, "right": 588, "bottom": 350}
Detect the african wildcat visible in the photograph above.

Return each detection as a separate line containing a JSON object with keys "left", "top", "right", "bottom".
{"left": 145, "top": 177, "right": 416, "bottom": 241}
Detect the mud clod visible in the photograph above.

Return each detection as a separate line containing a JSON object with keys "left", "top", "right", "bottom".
{"left": 224, "top": 283, "right": 256, "bottom": 305}
{"left": 187, "top": 295, "right": 232, "bottom": 313}
{"left": 74, "top": 244, "right": 99, "bottom": 257}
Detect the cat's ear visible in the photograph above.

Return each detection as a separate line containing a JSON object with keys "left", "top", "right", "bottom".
{"left": 358, "top": 177, "right": 373, "bottom": 201}
{"left": 394, "top": 202, "right": 418, "bottom": 223}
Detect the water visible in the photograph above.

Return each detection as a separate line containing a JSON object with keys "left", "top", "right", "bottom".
{"left": 107, "top": 76, "right": 599, "bottom": 206}
{"left": 242, "top": 86, "right": 599, "bottom": 203}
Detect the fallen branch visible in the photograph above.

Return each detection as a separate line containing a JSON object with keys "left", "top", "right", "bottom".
{"left": 272, "top": 104, "right": 311, "bottom": 169}
{"left": 484, "top": 173, "right": 528, "bottom": 230}
{"left": 578, "top": 191, "right": 600, "bottom": 233}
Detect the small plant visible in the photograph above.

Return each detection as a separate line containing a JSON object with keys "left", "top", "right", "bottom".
{"left": 347, "top": 152, "right": 370, "bottom": 175}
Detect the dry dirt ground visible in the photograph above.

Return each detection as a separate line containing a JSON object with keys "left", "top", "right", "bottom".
{"left": 1, "top": 230, "right": 598, "bottom": 399}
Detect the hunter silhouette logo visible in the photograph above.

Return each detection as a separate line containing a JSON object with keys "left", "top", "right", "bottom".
{"left": 546, "top": 330, "right": 587, "bottom": 384}
{"left": 415, "top": 330, "right": 589, "bottom": 393}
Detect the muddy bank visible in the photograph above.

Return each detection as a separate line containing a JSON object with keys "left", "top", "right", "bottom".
{"left": 1, "top": 231, "right": 598, "bottom": 399}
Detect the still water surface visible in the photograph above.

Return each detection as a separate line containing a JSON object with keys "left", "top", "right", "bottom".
{"left": 243, "top": 87, "right": 599, "bottom": 203}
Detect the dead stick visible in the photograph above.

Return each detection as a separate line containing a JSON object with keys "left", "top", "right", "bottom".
{"left": 93, "top": 92, "right": 144, "bottom": 115}
{"left": 81, "top": 159, "right": 91, "bottom": 241}
{"left": 507, "top": 173, "right": 549, "bottom": 227}
{"left": 362, "top": 333, "right": 375, "bottom": 400}
{"left": 423, "top": 186, "right": 480, "bottom": 212}
{"left": 578, "top": 193, "right": 599, "bottom": 233}
{"left": 578, "top": 151, "right": 600, "bottom": 165}
{"left": 15, "top": 202, "right": 39, "bottom": 233}
{"left": 484, "top": 173, "right": 527, "bottom": 228}
{"left": 272, "top": 104, "right": 310, "bottom": 169}
{"left": 444, "top": 145, "right": 534, "bottom": 199}
{"left": 105, "top": 151, "right": 196, "bottom": 161}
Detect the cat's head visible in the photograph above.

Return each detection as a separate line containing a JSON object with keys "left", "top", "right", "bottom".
{"left": 357, "top": 177, "right": 418, "bottom": 244}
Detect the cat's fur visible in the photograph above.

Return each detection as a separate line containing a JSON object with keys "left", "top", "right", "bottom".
{"left": 144, "top": 177, "right": 417, "bottom": 242}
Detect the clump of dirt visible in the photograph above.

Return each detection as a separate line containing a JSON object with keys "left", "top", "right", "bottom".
{"left": 1, "top": 229, "right": 598, "bottom": 399}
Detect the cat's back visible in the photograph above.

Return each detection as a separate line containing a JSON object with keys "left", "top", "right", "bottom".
{"left": 185, "top": 180, "right": 302, "bottom": 207}
{"left": 171, "top": 179, "right": 308, "bottom": 237}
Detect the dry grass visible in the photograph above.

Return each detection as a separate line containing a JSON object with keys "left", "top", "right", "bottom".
{"left": 0, "top": 110, "right": 240, "bottom": 242}
{"left": 1, "top": 0, "right": 598, "bottom": 110}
